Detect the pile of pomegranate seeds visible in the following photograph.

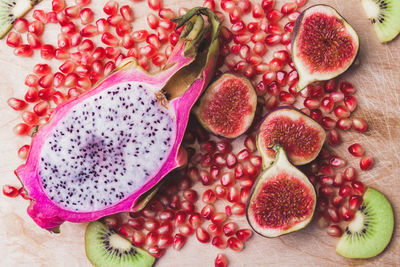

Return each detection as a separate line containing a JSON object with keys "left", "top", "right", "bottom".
{"left": 4, "top": 0, "right": 376, "bottom": 265}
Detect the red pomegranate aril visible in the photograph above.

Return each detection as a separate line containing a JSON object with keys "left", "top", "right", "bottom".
{"left": 180, "top": 200, "right": 194, "bottom": 214}
{"left": 13, "top": 123, "right": 30, "bottom": 136}
{"left": 17, "top": 144, "right": 30, "bottom": 159}
{"left": 339, "top": 184, "right": 353, "bottom": 197}
{"left": 317, "top": 198, "right": 328, "bottom": 212}
{"left": 208, "top": 223, "right": 223, "bottom": 236}
{"left": 38, "top": 74, "right": 53, "bottom": 88}
{"left": 252, "top": 3, "right": 265, "bottom": 18}
{"left": 8, "top": 98, "right": 27, "bottom": 111}
{"left": 336, "top": 117, "right": 352, "bottom": 130}
{"left": 157, "top": 234, "right": 172, "bottom": 249}
{"left": 253, "top": 42, "right": 267, "bottom": 57}
{"left": 212, "top": 185, "right": 226, "bottom": 199}
{"left": 212, "top": 236, "right": 227, "bottom": 249}
{"left": 340, "top": 81, "right": 356, "bottom": 95}
{"left": 27, "top": 32, "right": 41, "bottom": 49}
{"left": 67, "top": 88, "right": 81, "bottom": 98}
{"left": 80, "top": 24, "right": 98, "bottom": 37}
{"left": 266, "top": 9, "right": 282, "bottom": 22}
{"left": 103, "top": 0, "right": 118, "bottom": 15}
{"left": 145, "top": 231, "right": 159, "bottom": 247}
{"left": 78, "top": 8, "right": 93, "bottom": 25}
{"left": 105, "top": 46, "right": 120, "bottom": 59}
{"left": 59, "top": 60, "right": 75, "bottom": 74}
{"left": 321, "top": 117, "right": 336, "bottom": 130}
{"left": 327, "top": 207, "right": 340, "bottom": 223}
{"left": 28, "top": 21, "right": 44, "bottom": 36}
{"left": 14, "top": 18, "right": 29, "bottom": 32}
{"left": 329, "top": 156, "right": 346, "bottom": 168}
{"left": 38, "top": 88, "right": 54, "bottom": 101}
{"left": 275, "top": 70, "right": 286, "bottom": 86}
{"left": 327, "top": 129, "right": 341, "bottom": 146}
{"left": 76, "top": 0, "right": 90, "bottom": 6}
{"left": 196, "top": 227, "right": 211, "bottom": 243}
{"left": 352, "top": 181, "right": 366, "bottom": 195}
{"left": 229, "top": 8, "right": 242, "bottom": 24}
{"left": 344, "top": 95, "right": 357, "bottom": 112}
{"left": 331, "top": 195, "right": 344, "bottom": 208}
{"left": 333, "top": 173, "right": 344, "bottom": 187}
{"left": 157, "top": 221, "right": 173, "bottom": 236}
{"left": 79, "top": 39, "right": 94, "bottom": 52}
{"left": 188, "top": 213, "right": 202, "bottom": 229}
{"left": 65, "top": 5, "right": 81, "bottom": 18}
{"left": 182, "top": 189, "right": 197, "bottom": 203}
{"left": 92, "top": 60, "right": 104, "bottom": 75}
{"left": 220, "top": 172, "right": 234, "bottom": 187}
{"left": 6, "top": 32, "right": 21, "bottom": 47}
{"left": 343, "top": 166, "right": 357, "bottom": 181}
{"left": 327, "top": 225, "right": 342, "bottom": 237}
{"left": 148, "top": 246, "right": 165, "bottom": 258}
{"left": 40, "top": 44, "right": 55, "bottom": 60}
{"left": 232, "top": 33, "right": 251, "bottom": 44}
{"left": 100, "top": 32, "right": 118, "bottom": 46}
{"left": 201, "top": 204, "right": 214, "bottom": 220}
{"left": 236, "top": 229, "right": 252, "bottom": 242}
{"left": 119, "top": 5, "right": 134, "bottom": 22}
{"left": 237, "top": 149, "right": 251, "bottom": 162}
{"left": 349, "top": 195, "right": 363, "bottom": 210}
{"left": 229, "top": 202, "right": 245, "bottom": 216}
{"left": 334, "top": 105, "right": 350, "bottom": 118}
{"left": 329, "top": 91, "right": 345, "bottom": 102}
{"left": 173, "top": 234, "right": 186, "bottom": 250}
{"left": 96, "top": 18, "right": 109, "bottom": 33}
{"left": 281, "top": 2, "right": 297, "bottom": 14}
{"left": 348, "top": 143, "right": 365, "bottom": 157}
{"left": 56, "top": 11, "right": 70, "bottom": 26}
{"left": 179, "top": 223, "right": 194, "bottom": 237}
{"left": 211, "top": 212, "right": 227, "bottom": 225}
{"left": 227, "top": 186, "right": 240, "bottom": 203}
{"left": 268, "top": 23, "right": 283, "bottom": 35}
{"left": 119, "top": 224, "right": 135, "bottom": 238}
{"left": 265, "top": 34, "right": 282, "bottom": 46}
{"left": 227, "top": 237, "right": 244, "bottom": 251}
{"left": 127, "top": 217, "right": 144, "bottom": 230}
{"left": 106, "top": 14, "right": 124, "bottom": 26}
{"left": 231, "top": 21, "right": 246, "bottom": 34}
{"left": 320, "top": 97, "right": 334, "bottom": 113}
{"left": 304, "top": 97, "right": 321, "bottom": 109}
{"left": 148, "top": 0, "right": 161, "bottom": 10}
{"left": 224, "top": 205, "right": 232, "bottom": 217}
{"left": 324, "top": 79, "right": 336, "bottom": 92}
{"left": 223, "top": 222, "right": 238, "bottom": 237}
{"left": 202, "top": 189, "right": 216, "bottom": 204}
{"left": 3, "top": 185, "right": 19, "bottom": 197}
{"left": 284, "top": 21, "right": 295, "bottom": 33}
{"left": 61, "top": 22, "right": 76, "bottom": 35}
{"left": 320, "top": 175, "right": 333, "bottom": 186}
{"left": 14, "top": 45, "right": 33, "bottom": 57}
{"left": 215, "top": 253, "right": 228, "bottom": 267}
{"left": 360, "top": 156, "right": 374, "bottom": 171}
{"left": 213, "top": 153, "right": 226, "bottom": 167}
{"left": 352, "top": 118, "right": 368, "bottom": 132}
{"left": 129, "top": 229, "right": 144, "bottom": 246}
{"left": 64, "top": 73, "right": 78, "bottom": 87}
{"left": 339, "top": 205, "right": 355, "bottom": 221}
{"left": 319, "top": 185, "right": 334, "bottom": 197}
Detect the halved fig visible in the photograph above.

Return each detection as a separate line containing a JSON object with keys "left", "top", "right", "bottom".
{"left": 194, "top": 73, "right": 257, "bottom": 139}
{"left": 257, "top": 107, "right": 325, "bottom": 168}
{"left": 246, "top": 145, "right": 316, "bottom": 237}
{"left": 292, "top": 5, "right": 359, "bottom": 91}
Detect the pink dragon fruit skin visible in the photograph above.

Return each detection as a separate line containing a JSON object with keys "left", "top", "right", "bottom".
{"left": 15, "top": 8, "right": 221, "bottom": 231}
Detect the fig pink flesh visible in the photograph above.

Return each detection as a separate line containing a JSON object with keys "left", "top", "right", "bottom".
{"left": 297, "top": 12, "right": 357, "bottom": 73}
{"left": 201, "top": 78, "right": 253, "bottom": 136}
{"left": 260, "top": 115, "right": 321, "bottom": 159}
{"left": 250, "top": 173, "right": 314, "bottom": 230}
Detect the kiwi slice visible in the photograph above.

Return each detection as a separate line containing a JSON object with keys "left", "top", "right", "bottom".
{"left": 336, "top": 187, "right": 394, "bottom": 258}
{"left": 0, "top": 0, "right": 39, "bottom": 39}
{"left": 85, "top": 221, "right": 155, "bottom": 267}
{"left": 361, "top": 0, "right": 400, "bottom": 43}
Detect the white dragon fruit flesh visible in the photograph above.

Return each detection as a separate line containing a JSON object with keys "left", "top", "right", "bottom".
{"left": 15, "top": 8, "right": 221, "bottom": 231}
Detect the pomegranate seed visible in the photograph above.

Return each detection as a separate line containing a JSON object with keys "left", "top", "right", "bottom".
{"left": 223, "top": 222, "right": 238, "bottom": 237}
{"left": 288, "top": 11, "right": 300, "bottom": 21}
{"left": 352, "top": 181, "right": 366, "bottom": 195}
{"left": 321, "top": 117, "right": 336, "bottom": 130}
{"left": 343, "top": 96, "right": 357, "bottom": 112}
{"left": 144, "top": 218, "right": 159, "bottom": 232}
{"left": 237, "top": 149, "right": 251, "bottom": 161}
{"left": 80, "top": 8, "right": 94, "bottom": 25}
{"left": 27, "top": 32, "right": 41, "bottom": 49}
{"left": 252, "top": 4, "right": 265, "bottom": 18}
{"left": 24, "top": 87, "right": 39, "bottom": 103}
{"left": 236, "top": 229, "right": 252, "bottom": 242}
{"left": 329, "top": 91, "right": 345, "bottom": 102}
{"left": 333, "top": 173, "right": 344, "bottom": 186}
{"left": 21, "top": 111, "right": 39, "bottom": 124}
{"left": 157, "top": 234, "right": 172, "bottom": 249}
{"left": 179, "top": 223, "right": 193, "bottom": 236}
{"left": 181, "top": 200, "right": 195, "bottom": 213}
{"left": 13, "top": 123, "right": 30, "bottom": 136}
{"left": 148, "top": 0, "right": 161, "bottom": 10}
{"left": 227, "top": 237, "right": 244, "bottom": 251}
{"left": 219, "top": 172, "right": 234, "bottom": 187}
{"left": 265, "top": 34, "right": 281, "bottom": 46}
{"left": 348, "top": 143, "right": 365, "bottom": 157}
{"left": 116, "top": 21, "right": 132, "bottom": 37}
{"left": 157, "top": 221, "right": 173, "bottom": 236}
{"left": 212, "top": 212, "right": 227, "bottom": 225}
{"left": 339, "top": 184, "right": 353, "bottom": 197}
{"left": 201, "top": 205, "right": 214, "bottom": 220}
{"left": 70, "top": 33, "right": 82, "bottom": 47}
{"left": 65, "top": 73, "right": 79, "bottom": 87}
{"left": 39, "top": 74, "right": 53, "bottom": 88}
{"left": 14, "top": 18, "right": 29, "bottom": 32}
{"left": 214, "top": 153, "right": 226, "bottom": 167}
{"left": 268, "top": 23, "right": 283, "bottom": 34}
{"left": 284, "top": 21, "right": 295, "bottom": 33}
{"left": 349, "top": 195, "right": 363, "bottom": 210}
{"left": 215, "top": 253, "right": 228, "bottom": 267}
{"left": 103, "top": 0, "right": 118, "bottom": 15}
{"left": 14, "top": 45, "right": 33, "bottom": 57}
{"left": 326, "top": 207, "right": 340, "bottom": 223}
{"left": 28, "top": 21, "right": 44, "bottom": 36}
{"left": 324, "top": 79, "right": 336, "bottom": 92}
{"left": 231, "top": 203, "right": 245, "bottom": 216}
{"left": 212, "top": 236, "right": 227, "bottom": 249}
{"left": 329, "top": 156, "right": 346, "bottom": 168}
{"left": 229, "top": 8, "right": 242, "bottom": 24}
{"left": 360, "top": 156, "right": 374, "bottom": 171}
{"left": 320, "top": 97, "right": 334, "bottom": 113}
{"left": 320, "top": 175, "right": 333, "bottom": 186}
{"left": 319, "top": 186, "right": 333, "bottom": 197}
{"left": 189, "top": 213, "right": 202, "bottom": 229}
{"left": 340, "top": 81, "right": 356, "bottom": 95}
{"left": 101, "top": 32, "right": 119, "bottom": 46}
{"left": 202, "top": 189, "right": 216, "bottom": 204}
{"left": 266, "top": 9, "right": 282, "bottom": 22}
{"left": 208, "top": 223, "right": 223, "bottom": 236}
{"left": 7, "top": 98, "right": 27, "bottom": 111}
{"left": 196, "top": 227, "right": 211, "bottom": 243}
{"left": 75, "top": 0, "right": 90, "bottom": 6}
{"left": 253, "top": 42, "right": 267, "bottom": 56}
{"left": 317, "top": 198, "right": 328, "bottom": 212}
{"left": 96, "top": 18, "right": 109, "bottom": 33}
{"left": 119, "top": 224, "right": 135, "bottom": 238}
{"left": 281, "top": 2, "right": 297, "bottom": 14}
{"left": 33, "top": 10, "right": 47, "bottom": 23}
{"left": 6, "top": 32, "right": 21, "bottom": 47}
{"left": 327, "top": 129, "right": 341, "bottom": 146}
{"left": 128, "top": 217, "right": 144, "bottom": 230}
{"left": 334, "top": 105, "right": 350, "bottom": 118}
{"left": 120, "top": 5, "right": 134, "bottom": 22}
{"left": 159, "top": 19, "right": 175, "bottom": 31}
{"left": 343, "top": 166, "right": 357, "bottom": 181}
{"left": 221, "top": 0, "right": 235, "bottom": 12}
{"left": 336, "top": 118, "right": 352, "bottom": 130}
{"left": 304, "top": 97, "right": 320, "bottom": 109}
{"left": 65, "top": 5, "right": 81, "bottom": 18}
{"left": 56, "top": 11, "right": 70, "bottom": 26}
{"left": 148, "top": 246, "right": 165, "bottom": 258}
{"left": 68, "top": 88, "right": 81, "bottom": 98}
{"left": 231, "top": 21, "right": 246, "bottom": 34}
{"left": 352, "top": 118, "right": 368, "bottom": 132}
{"left": 225, "top": 153, "right": 238, "bottom": 168}
{"left": 339, "top": 205, "right": 355, "bottom": 221}
{"left": 227, "top": 186, "right": 240, "bottom": 203}
{"left": 327, "top": 225, "right": 342, "bottom": 237}
{"left": 331, "top": 195, "right": 344, "bottom": 207}
{"left": 40, "top": 44, "right": 55, "bottom": 59}
{"left": 17, "top": 144, "right": 30, "bottom": 159}
{"left": 59, "top": 60, "right": 75, "bottom": 73}
{"left": 173, "top": 234, "right": 186, "bottom": 250}
{"left": 3, "top": 185, "right": 19, "bottom": 197}
{"left": 46, "top": 12, "right": 57, "bottom": 23}
{"left": 80, "top": 24, "right": 98, "bottom": 37}
{"left": 251, "top": 31, "right": 267, "bottom": 43}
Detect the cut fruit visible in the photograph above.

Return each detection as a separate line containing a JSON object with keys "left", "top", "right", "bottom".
{"left": 246, "top": 145, "right": 316, "bottom": 237}
{"left": 292, "top": 5, "right": 359, "bottom": 91}
{"left": 336, "top": 187, "right": 394, "bottom": 259}
{"left": 0, "top": 0, "right": 38, "bottom": 38}
{"left": 361, "top": 0, "right": 400, "bottom": 43}
{"left": 85, "top": 221, "right": 155, "bottom": 267}
{"left": 257, "top": 107, "right": 326, "bottom": 168}
{"left": 194, "top": 73, "right": 257, "bottom": 139}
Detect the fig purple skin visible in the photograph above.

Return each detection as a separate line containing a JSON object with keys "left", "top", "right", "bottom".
{"left": 256, "top": 106, "right": 326, "bottom": 169}
{"left": 292, "top": 4, "right": 360, "bottom": 91}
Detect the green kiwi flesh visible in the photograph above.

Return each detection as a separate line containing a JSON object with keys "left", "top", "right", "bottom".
{"left": 85, "top": 221, "right": 155, "bottom": 267}
{"left": 0, "top": 0, "right": 38, "bottom": 38}
{"left": 361, "top": 0, "right": 400, "bottom": 43}
{"left": 336, "top": 187, "right": 394, "bottom": 259}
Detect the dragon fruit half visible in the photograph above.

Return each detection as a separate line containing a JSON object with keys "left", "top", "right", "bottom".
{"left": 15, "top": 7, "right": 221, "bottom": 231}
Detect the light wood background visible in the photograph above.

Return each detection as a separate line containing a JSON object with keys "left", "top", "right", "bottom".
{"left": 0, "top": 0, "right": 399, "bottom": 266}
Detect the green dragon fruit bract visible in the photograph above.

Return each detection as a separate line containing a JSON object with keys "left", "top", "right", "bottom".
{"left": 15, "top": 7, "right": 221, "bottom": 231}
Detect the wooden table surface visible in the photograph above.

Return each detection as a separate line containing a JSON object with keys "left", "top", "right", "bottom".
{"left": 0, "top": 0, "right": 399, "bottom": 266}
